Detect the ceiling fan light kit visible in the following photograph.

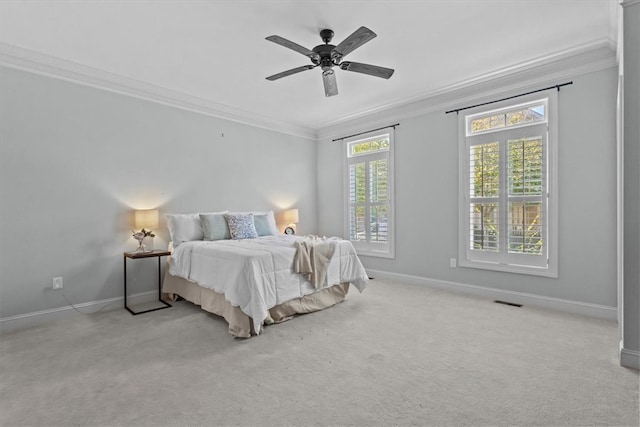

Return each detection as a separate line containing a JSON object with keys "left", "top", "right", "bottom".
{"left": 266, "top": 26, "right": 395, "bottom": 97}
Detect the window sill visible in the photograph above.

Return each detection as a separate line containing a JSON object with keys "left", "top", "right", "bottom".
{"left": 459, "top": 259, "right": 558, "bottom": 278}
{"left": 354, "top": 249, "right": 395, "bottom": 259}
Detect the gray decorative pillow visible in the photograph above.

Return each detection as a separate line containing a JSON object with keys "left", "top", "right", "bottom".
{"left": 200, "top": 212, "right": 230, "bottom": 240}
{"left": 224, "top": 213, "right": 258, "bottom": 240}
{"left": 254, "top": 213, "right": 275, "bottom": 236}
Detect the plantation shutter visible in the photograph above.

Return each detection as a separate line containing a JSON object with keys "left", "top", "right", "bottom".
{"left": 461, "top": 96, "right": 554, "bottom": 274}
{"left": 344, "top": 129, "right": 394, "bottom": 257}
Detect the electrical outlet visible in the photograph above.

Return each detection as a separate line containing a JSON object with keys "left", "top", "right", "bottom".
{"left": 449, "top": 258, "right": 457, "bottom": 268}
{"left": 52, "top": 277, "right": 63, "bottom": 290}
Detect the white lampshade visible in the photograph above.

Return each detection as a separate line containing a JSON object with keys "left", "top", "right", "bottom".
{"left": 283, "top": 208, "right": 299, "bottom": 224}
{"left": 134, "top": 209, "right": 159, "bottom": 230}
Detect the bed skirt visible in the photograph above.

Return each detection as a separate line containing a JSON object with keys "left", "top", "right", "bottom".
{"left": 162, "top": 270, "right": 350, "bottom": 337}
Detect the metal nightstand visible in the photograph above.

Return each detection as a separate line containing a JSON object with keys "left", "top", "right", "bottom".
{"left": 123, "top": 250, "right": 172, "bottom": 315}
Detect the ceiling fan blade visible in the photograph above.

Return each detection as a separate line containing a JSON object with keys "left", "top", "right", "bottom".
{"left": 266, "top": 65, "right": 316, "bottom": 81}
{"left": 339, "top": 61, "right": 395, "bottom": 79}
{"left": 331, "top": 26, "right": 377, "bottom": 61}
{"left": 266, "top": 35, "right": 320, "bottom": 62}
{"left": 322, "top": 69, "right": 338, "bottom": 97}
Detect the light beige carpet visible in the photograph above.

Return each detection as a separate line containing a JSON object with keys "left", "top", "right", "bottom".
{"left": 1, "top": 278, "right": 638, "bottom": 426}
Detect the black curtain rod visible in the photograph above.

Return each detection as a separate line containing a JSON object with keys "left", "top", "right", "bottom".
{"left": 332, "top": 123, "right": 399, "bottom": 142}
{"left": 445, "top": 81, "right": 573, "bottom": 115}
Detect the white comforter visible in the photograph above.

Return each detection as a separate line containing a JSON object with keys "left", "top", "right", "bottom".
{"left": 169, "top": 235, "right": 368, "bottom": 333}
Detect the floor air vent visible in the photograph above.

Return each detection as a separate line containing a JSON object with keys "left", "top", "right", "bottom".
{"left": 494, "top": 300, "right": 522, "bottom": 307}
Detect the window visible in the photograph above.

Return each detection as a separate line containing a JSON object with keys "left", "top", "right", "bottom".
{"left": 344, "top": 129, "right": 394, "bottom": 258}
{"left": 458, "top": 91, "right": 557, "bottom": 277}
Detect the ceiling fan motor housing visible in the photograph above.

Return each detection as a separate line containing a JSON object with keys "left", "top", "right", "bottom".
{"left": 312, "top": 43, "right": 338, "bottom": 69}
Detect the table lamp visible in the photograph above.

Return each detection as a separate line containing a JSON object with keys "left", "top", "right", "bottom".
{"left": 133, "top": 209, "right": 159, "bottom": 252}
{"left": 283, "top": 208, "right": 299, "bottom": 235}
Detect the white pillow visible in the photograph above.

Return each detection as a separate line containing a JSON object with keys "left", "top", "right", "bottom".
{"left": 165, "top": 213, "right": 204, "bottom": 246}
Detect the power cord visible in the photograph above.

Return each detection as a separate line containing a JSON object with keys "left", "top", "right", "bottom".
{"left": 59, "top": 291, "right": 110, "bottom": 314}
{"left": 52, "top": 262, "right": 142, "bottom": 315}
{"left": 56, "top": 255, "right": 161, "bottom": 314}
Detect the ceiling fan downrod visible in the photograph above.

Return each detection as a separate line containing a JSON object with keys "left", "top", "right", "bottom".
{"left": 312, "top": 29, "right": 339, "bottom": 69}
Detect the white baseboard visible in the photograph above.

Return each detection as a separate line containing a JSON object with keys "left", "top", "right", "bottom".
{"left": 620, "top": 348, "right": 640, "bottom": 370}
{"left": 367, "top": 269, "right": 617, "bottom": 320}
{"left": 0, "top": 291, "right": 158, "bottom": 334}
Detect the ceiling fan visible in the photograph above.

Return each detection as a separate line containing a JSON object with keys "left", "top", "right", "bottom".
{"left": 265, "top": 26, "right": 395, "bottom": 97}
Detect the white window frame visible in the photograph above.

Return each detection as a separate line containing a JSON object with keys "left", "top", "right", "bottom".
{"left": 458, "top": 90, "right": 558, "bottom": 277}
{"left": 343, "top": 128, "right": 395, "bottom": 258}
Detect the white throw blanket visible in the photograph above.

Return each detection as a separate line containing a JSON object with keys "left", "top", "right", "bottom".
{"left": 293, "top": 236, "right": 338, "bottom": 289}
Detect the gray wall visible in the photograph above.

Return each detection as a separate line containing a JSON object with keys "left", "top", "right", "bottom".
{"left": 0, "top": 67, "right": 317, "bottom": 318}
{"left": 0, "top": 62, "right": 624, "bottom": 320}
{"left": 318, "top": 67, "right": 619, "bottom": 307}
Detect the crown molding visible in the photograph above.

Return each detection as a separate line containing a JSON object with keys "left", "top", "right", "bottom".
{"left": 0, "top": 42, "right": 317, "bottom": 141}
{"left": 1, "top": 39, "right": 616, "bottom": 143}
{"left": 316, "top": 38, "right": 617, "bottom": 141}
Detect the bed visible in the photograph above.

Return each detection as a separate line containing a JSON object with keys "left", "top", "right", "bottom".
{"left": 160, "top": 211, "right": 368, "bottom": 337}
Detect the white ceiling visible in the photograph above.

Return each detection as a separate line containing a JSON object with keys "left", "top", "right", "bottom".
{"left": 0, "top": 0, "right": 618, "bottom": 136}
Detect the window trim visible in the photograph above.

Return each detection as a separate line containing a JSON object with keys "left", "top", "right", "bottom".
{"left": 343, "top": 128, "right": 395, "bottom": 259}
{"left": 457, "top": 90, "right": 558, "bottom": 277}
